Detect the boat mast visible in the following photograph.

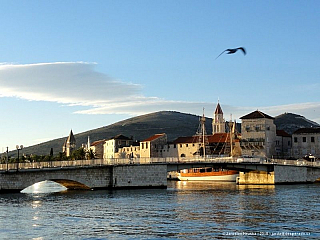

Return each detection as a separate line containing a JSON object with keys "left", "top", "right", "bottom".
{"left": 195, "top": 108, "right": 208, "bottom": 158}
{"left": 202, "top": 108, "right": 206, "bottom": 158}
{"left": 229, "top": 114, "right": 234, "bottom": 157}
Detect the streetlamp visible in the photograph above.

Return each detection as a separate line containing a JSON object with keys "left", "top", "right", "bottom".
{"left": 16, "top": 145, "right": 23, "bottom": 171}
{"left": 6, "top": 147, "right": 8, "bottom": 171}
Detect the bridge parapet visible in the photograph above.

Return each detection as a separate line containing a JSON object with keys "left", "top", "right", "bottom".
{"left": 0, "top": 156, "right": 319, "bottom": 172}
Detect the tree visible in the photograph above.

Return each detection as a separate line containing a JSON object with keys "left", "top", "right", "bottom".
{"left": 71, "top": 147, "right": 86, "bottom": 160}
{"left": 86, "top": 149, "right": 95, "bottom": 160}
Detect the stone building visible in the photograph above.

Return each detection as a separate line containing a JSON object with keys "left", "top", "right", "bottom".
{"left": 140, "top": 133, "right": 167, "bottom": 158}
{"left": 170, "top": 133, "right": 241, "bottom": 158}
{"left": 292, "top": 128, "right": 320, "bottom": 159}
{"left": 62, "top": 130, "right": 76, "bottom": 157}
{"left": 89, "top": 140, "right": 105, "bottom": 159}
{"left": 275, "top": 130, "right": 292, "bottom": 159}
{"left": 240, "top": 110, "right": 276, "bottom": 158}
{"left": 103, "top": 135, "right": 133, "bottom": 159}
{"left": 118, "top": 142, "right": 140, "bottom": 159}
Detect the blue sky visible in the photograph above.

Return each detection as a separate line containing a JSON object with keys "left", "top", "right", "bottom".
{"left": 1, "top": 0, "right": 320, "bottom": 152}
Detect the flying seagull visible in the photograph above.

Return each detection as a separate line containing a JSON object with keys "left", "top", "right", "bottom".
{"left": 215, "top": 47, "right": 246, "bottom": 59}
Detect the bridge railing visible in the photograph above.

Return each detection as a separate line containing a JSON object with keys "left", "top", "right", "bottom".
{"left": 0, "top": 156, "right": 319, "bottom": 171}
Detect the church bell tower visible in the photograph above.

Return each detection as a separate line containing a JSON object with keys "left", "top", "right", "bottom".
{"left": 212, "top": 101, "right": 225, "bottom": 134}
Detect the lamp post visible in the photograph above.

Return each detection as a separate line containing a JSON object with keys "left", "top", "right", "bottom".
{"left": 16, "top": 145, "right": 23, "bottom": 171}
{"left": 6, "top": 147, "right": 8, "bottom": 172}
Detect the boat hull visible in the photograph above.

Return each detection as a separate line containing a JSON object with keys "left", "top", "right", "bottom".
{"left": 178, "top": 168, "right": 238, "bottom": 182}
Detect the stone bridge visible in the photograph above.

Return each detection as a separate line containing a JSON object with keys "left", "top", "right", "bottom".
{"left": 0, "top": 157, "right": 320, "bottom": 192}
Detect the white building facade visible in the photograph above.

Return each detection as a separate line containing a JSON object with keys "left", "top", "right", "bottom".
{"left": 103, "top": 135, "right": 133, "bottom": 159}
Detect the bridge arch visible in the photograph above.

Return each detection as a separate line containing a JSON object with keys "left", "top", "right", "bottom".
{"left": 19, "top": 176, "right": 92, "bottom": 192}
{"left": 51, "top": 179, "right": 91, "bottom": 190}
{"left": 21, "top": 179, "right": 91, "bottom": 193}
{"left": 0, "top": 167, "right": 113, "bottom": 192}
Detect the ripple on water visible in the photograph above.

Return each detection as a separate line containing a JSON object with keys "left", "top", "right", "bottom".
{"left": 0, "top": 181, "right": 319, "bottom": 239}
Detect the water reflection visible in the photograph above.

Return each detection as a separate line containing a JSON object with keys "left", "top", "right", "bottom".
{"left": 0, "top": 180, "right": 318, "bottom": 239}
{"left": 237, "top": 184, "right": 276, "bottom": 195}
{"left": 21, "top": 180, "right": 67, "bottom": 194}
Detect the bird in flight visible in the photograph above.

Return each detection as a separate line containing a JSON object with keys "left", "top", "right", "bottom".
{"left": 215, "top": 47, "right": 246, "bottom": 59}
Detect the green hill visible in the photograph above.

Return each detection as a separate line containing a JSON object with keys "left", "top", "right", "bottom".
{"left": 18, "top": 111, "right": 213, "bottom": 156}
{"left": 274, "top": 112, "right": 320, "bottom": 134}
{"left": 12, "top": 111, "right": 319, "bottom": 157}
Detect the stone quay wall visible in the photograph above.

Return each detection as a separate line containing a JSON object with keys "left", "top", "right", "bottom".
{"left": 238, "top": 165, "right": 320, "bottom": 185}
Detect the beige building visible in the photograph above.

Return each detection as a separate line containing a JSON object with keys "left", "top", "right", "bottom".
{"left": 89, "top": 139, "right": 105, "bottom": 159}
{"left": 292, "top": 128, "right": 320, "bottom": 159}
{"left": 118, "top": 142, "right": 140, "bottom": 159}
{"left": 103, "top": 135, "right": 133, "bottom": 159}
{"left": 240, "top": 110, "right": 276, "bottom": 158}
{"left": 140, "top": 133, "right": 167, "bottom": 158}
{"left": 171, "top": 133, "right": 241, "bottom": 158}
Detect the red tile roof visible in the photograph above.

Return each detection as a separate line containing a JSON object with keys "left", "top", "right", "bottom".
{"left": 91, "top": 140, "right": 105, "bottom": 146}
{"left": 142, "top": 133, "right": 166, "bottom": 142}
{"left": 173, "top": 133, "right": 239, "bottom": 144}
{"left": 293, "top": 128, "right": 320, "bottom": 134}
{"left": 276, "top": 130, "right": 291, "bottom": 137}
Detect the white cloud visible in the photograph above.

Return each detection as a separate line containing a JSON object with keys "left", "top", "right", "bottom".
{"left": 0, "top": 62, "right": 319, "bottom": 124}
{"left": 0, "top": 62, "right": 141, "bottom": 105}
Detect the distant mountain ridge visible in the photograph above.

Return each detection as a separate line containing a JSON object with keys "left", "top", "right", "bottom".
{"left": 13, "top": 111, "right": 320, "bottom": 156}
{"left": 274, "top": 112, "right": 320, "bottom": 134}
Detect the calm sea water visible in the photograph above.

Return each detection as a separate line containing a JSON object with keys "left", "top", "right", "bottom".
{"left": 0, "top": 181, "right": 319, "bottom": 239}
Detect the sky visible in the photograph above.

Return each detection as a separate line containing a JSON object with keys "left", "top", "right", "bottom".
{"left": 1, "top": 0, "right": 320, "bottom": 152}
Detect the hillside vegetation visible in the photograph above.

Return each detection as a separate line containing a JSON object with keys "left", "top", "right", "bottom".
{"left": 13, "top": 111, "right": 320, "bottom": 156}
{"left": 19, "top": 111, "right": 213, "bottom": 156}
{"left": 274, "top": 112, "right": 320, "bottom": 134}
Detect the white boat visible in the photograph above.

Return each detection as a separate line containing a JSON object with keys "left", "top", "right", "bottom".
{"left": 178, "top": 167, "right": 238, "bottom": 181}
{"left": 177, "top": 107, "right": 239, "bottom": 182}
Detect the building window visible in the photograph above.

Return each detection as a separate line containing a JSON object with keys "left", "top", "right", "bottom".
{"left": 186, "top": 144, "right": 188, "bottom": 147}
{"left": 303, "top": 137, "right": 307, "bottom": 143}
{"left": 174, "top": 144, "right": 176, "bottom": 148}
{"left": 142, "top": 143, "right": 144, "bottom": 149}
{"left": 311, "top": 137, "right": 315, "bottom": 143}
{"left": 146, "top": 143, "right": 148, "bottom": 149}
{"left": 294, "top": 137, "right": 297, "bottom": 143}
{"left": 288, "top": 141, "right": 291, "bottom": 146}
{"left": 180, "top": 144, "right": 182, "bottom": 148}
